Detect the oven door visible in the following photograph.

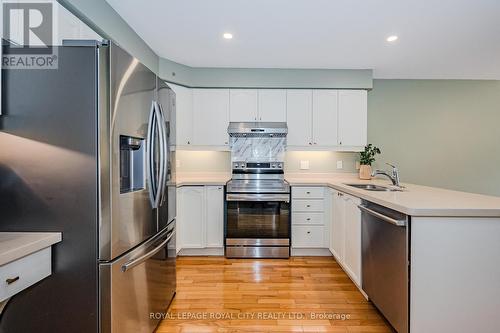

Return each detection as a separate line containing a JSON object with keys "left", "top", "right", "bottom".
{"left": 226, "top": 192, "right": 290, "bottom": 242}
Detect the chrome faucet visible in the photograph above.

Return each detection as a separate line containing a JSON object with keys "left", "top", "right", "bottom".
{"left": 372, "top": 163, "right": 402, "bottom": 187}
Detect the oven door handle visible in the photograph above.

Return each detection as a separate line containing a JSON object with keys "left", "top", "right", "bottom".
{"left": 226, "top": 193, "right": 290, "bottom": 202}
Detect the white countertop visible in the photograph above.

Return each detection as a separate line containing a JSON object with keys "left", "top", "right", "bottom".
{"left": 286, "top": 173, "right": 500, "bottom": 217}
{"left": 175, "top": 172, "right": 500, "bottom": 217}
{"left": 175, "top": 172, "right": 230, "bottom": 186}
{"left": 0, "top": 232, "right": 62, "bottom": 266}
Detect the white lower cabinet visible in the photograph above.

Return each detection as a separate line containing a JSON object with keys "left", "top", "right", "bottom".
{"left": 330, "top": 189, "right": 362, "bottom": 287}
{"left": 343, "top": 194, "right": 362, "bottom": 286}
{"left": 291, "top": 187, "right": 330, "bottom": 253}
{"left": 331, "top": 189, "right": 346, "bottom": 261}
{"left": 292, "top": 226, "right": 324, "bottom": 248}
{"left": 205, "top": 186, "right": 224, "bottom": 247}
{"left": 177, "top": 186, "right": 205, "bottom": 248}
{"left": 177, "top": 186, "right": 224, "bottom": 253}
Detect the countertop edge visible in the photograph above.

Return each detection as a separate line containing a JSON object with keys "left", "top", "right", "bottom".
{"left": 289, "top": 181, "right": 500, "bottom": 217}
{"left": 0, "top": 232, "right": 62, "bottom": 266}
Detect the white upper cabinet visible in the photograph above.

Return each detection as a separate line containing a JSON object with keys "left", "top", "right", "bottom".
{"left": 169, "top": 83, "right": 193, "bottom": 146}
{"left": 338, "top": 90, "right": 367, "bottom": 147}
{"left": 286, "top": 90, "right": 313, "bottom": 146}
{"left": 229, "top": 89, "right": 286, "bottom": 122}
{"left": 258, "top": 89, "right": 287, "bottom": 122}
{"left": 312, "top": 90, "right": 339, "bottom": 146}
{"left": 229, "top": 89, "right": 258, "bottom": 122}
{"left": 192, "top": 89, "right": 230, "bottom": 146}
{"left": 286, "top": 89, "right": 366, "bottom": 151}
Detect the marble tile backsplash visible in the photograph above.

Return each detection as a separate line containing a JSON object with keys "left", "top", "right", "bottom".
{"left": 230, "top": 137, "right": 286, "bottom": 162}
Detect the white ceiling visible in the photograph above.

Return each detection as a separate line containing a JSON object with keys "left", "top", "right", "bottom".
{"left": 106, "top": 0, "right": 500, "bottom": 79}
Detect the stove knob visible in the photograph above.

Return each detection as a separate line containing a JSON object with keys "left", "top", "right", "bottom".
{"left": 278, "top": 163, "right": 283, "bottom": 169}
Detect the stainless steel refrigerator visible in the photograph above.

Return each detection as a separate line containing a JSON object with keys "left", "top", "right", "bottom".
{"left": 0, "top": 40, "right": 176, "bottom": 333}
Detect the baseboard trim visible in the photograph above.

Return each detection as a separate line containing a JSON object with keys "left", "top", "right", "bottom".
{"left": 178, "top": 248, "right": 224, "bottom": 256}
{"left": 291, "top": 248, "right": 333, "bottom": 256}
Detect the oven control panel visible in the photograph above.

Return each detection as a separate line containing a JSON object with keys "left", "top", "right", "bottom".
{"left": 232, "top": 162, "right": 283, "bottom": 170}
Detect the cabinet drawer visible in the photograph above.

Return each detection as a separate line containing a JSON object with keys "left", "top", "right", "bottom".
{"left": 0, "top": 247, "right": 51, "bottom": 302}
{"left": 293, "top": 199, "right": 324, "bottom": 212}
{"left": 292, "top": 187, "right": 324, "bottom": 199}
{"left": 292, "top": 226, "right": 325, "bottom": 248}
{"left": 292, "top": 212, "right": 324, "bottom": 225}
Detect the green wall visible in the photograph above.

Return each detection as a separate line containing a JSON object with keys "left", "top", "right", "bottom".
{"left": 160, "top": 58, "right": 373, "bottom": 89}
{"left": 368, "top": 79, "right": 500, "bottom": 196}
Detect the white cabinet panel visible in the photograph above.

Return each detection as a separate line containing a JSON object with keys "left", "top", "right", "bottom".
{"left": 286, "top": 90, "right": 313, "bottom": 146}
{"left": 258, "top": 89, "right": 286, "bottom": 122}
{"left": 338, "top": 90, "right": 367, "bottom": 147}
{"left": 292, "top": 225, "right": 324, "bottom": 248}
{"left": 343, "top": 195, "right": 362, "bottom": 286}
{"left": 312, "top": 90, "right": 338, "bottom": 146}
{"left": 229, "top": 89, "right": 258, "bottom": 122}
{"left": 331, "top": 191, "right": 346, "bottom": 262}
{"left": 192, "top": 89, "right": 229, "bottom": 146}
{"left": 205, "top": 186, "right": 224, "bottom": 247}
{"left": 0, "top": 247, "right": 51, "bottom": 302}
{"left": 292, "top": 212, "right": 324, "bottom": 225}
{"left": 169, "top": 83, "right": 193, "bottom": 146}
{"left": 293, "top": 199, "right": 324, "bottom": 212}
{"left": 292, "top": 187, "right": 324, "bottom": 199}
{"left": 178, "top": 186, "right": 224, "bottom": 251}
{"left": 178, "top": 186, "right": 205, "bottom": 248}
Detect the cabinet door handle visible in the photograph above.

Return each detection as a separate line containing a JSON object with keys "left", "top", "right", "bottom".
{"left": 187, "top": 141, "right": 190, "bottom": 144}
{"left": 307, "top": 231, "right": 311, "bottom": 234}
{"left": 6, "top": 276, "right": 19, "bottom": 285}
{"left": 306, "top": 204, "right": 311, "bottom": 207}
{"left": 306, "top": 218, "right": 311, "bottom": 221}
{"left": 306, "top": 191, "right": 310, "bottom": 194}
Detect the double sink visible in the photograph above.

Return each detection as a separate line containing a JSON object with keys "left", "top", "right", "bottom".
{"left": 344, "top": 183, "right": 403, "bottom": 192}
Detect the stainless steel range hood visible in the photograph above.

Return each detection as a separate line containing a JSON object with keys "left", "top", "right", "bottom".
{"left": 228, "top": 122, "right": 288, "bottom": 137}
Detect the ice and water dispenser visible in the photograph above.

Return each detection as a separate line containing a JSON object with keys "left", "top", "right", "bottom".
{"left": 120, "top": 135, "right": 145, "bottom": 193}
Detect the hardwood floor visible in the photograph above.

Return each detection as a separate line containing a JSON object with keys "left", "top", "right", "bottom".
{"left": 156, "top": 256, "right": 393, "bottom": 333}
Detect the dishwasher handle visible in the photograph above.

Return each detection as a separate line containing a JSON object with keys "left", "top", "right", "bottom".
{"left": 358, "top": 205, "right": 406, "bottom": 227}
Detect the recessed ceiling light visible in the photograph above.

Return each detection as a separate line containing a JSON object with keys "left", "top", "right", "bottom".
{"left": 386, "top": 35, "right": 399, "bottom": 42}
{"left": 223, "top": 33, "right": 233, "bottom": 40}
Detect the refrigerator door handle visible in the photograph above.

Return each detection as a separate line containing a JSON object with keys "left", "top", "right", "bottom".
{"left": 146, "top": 101, "right": 159, "bottom": 208}
{"left": 120, "top": 230, "right": 174, "bottom": 272}
{"left": 157, "top": 102, "right": 169, "bottom": 205}
{"left": 154, "top": 101, "right": 167, "bottom": 208}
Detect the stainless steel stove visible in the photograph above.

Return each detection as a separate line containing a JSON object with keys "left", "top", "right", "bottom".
{"left": 225, "top": 123, "right": 290, "bottom": 258}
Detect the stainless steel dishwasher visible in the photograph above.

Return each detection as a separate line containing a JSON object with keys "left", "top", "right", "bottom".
{"left": 359, "top": 201, "right": 409, "bottom": 333}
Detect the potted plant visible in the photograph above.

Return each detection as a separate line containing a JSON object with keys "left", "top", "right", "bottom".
{"left": 359, "top": 144, "right": 381, "bottom": 180}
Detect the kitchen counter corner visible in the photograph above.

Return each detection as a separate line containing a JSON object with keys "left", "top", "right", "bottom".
{"left": 0, "top": 232, "right": 62, "bottom": 266}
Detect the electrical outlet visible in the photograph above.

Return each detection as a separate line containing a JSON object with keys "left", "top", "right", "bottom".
{"left": 300, "top": 160, "right": 310, "bottom": 170}
{"left": 336, "top": 160, "right": 343, "bottom": 169}
{"left": 176, "top": 160, "right": 181, "bottom": 168}
{"left": 355, "top": 161, "right": 360, "bottom": 170}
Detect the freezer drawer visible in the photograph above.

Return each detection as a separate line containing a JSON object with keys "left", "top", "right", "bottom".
{"left": 100, "top": 223, "right": 176, "bottom": 333}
